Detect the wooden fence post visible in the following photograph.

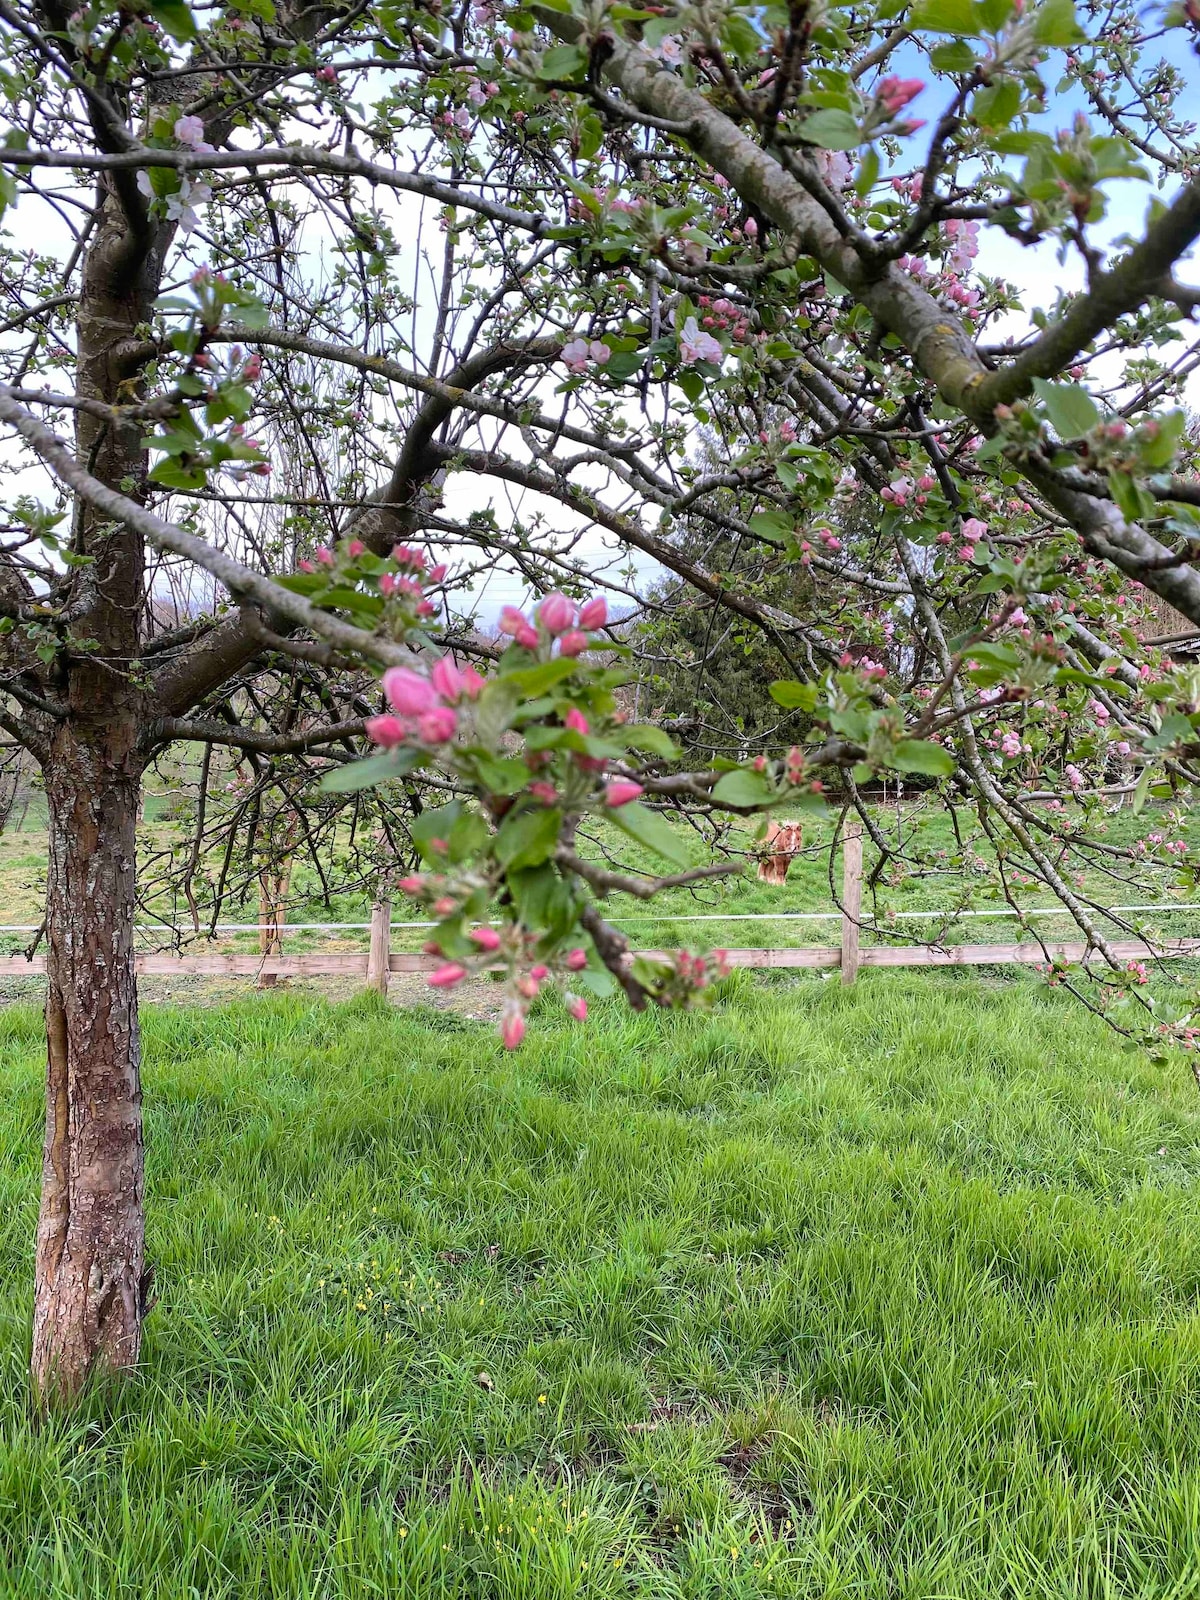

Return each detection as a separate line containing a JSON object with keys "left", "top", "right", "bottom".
{"left": 367, "top": 900, "right": 391, "bottom": 995}
{"left": 841, "top": 816, "right": 862, "bottom": 986}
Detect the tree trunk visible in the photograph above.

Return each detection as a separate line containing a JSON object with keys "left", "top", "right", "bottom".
{"left": 31, "top": 728, "right": 145, "bottom": 1403}
{"left": 29, "top": 182, "right": 162, "bottom": 1405}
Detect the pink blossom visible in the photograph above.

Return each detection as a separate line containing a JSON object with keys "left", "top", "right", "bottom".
{"left": 579, "top": 596, "right": 607, "bottom": 629}
{"left": 469, "top": 926, "right": 502, "bottom": 951}
{"left": 515, "top": 624, "right": 539, "bottom": 650}
{"left": 539, "top": 592, "right": 575, "bottom": 634}
{"left": 528, "top": 781, "right": 558, "bottom": 805}
{"left": 564, "top": 708, "right": 589, "bottom": 735}
{"left": 379, "top": 572, "right": 397, "bottom": 596}
{"left": 383, "top": 667, "right": 437, "bottom": 716}
{"left": 315, "top": 545, "right": 334, "bottom": 565}
{"left": 743, "top": 216, "right": 758, "bottom": 239}
{"left": 398, "top": 875, "right": 424, "bottom": 895}
{"left": 876, "top": 76, "right": 924, "bottom": 116}
{"left": 431, "top": 656, "right": 467, "bottom": 702}
{"left": 393, "top": 544, "right": 426, "bottom": 570}
{"left": 428, "top": 563, "right": 448, "bottom": 583}
{"left": 500, "top": 1007, "right": 526, "bottom": 1050}
{"left": 428, "top": 963, "right": 467, "bottom": 988}
{"left": 346, "top": 539, "right": 365, "bottom": 558}
{"left": 961, "top": 517, "right": 988, "bottom": 541}
{"left": 1065, "top": 764, "right": 1084, "bottom": 790}
{"left": 242, "top": 353, "right": 262, "bottom": 382}
{"left": 460, "top": 665, "right": 484, "bottom": 699}
{"left": 366, "top": 714, "right": 407, "bottom": 748}
{"left": 499, "top": 605, "right": 530, "bottom": 636}
{"left": 679, "top": 316, "right": 723, "bottom": 366}
{"left": 417, "top": 706, "right": 458, "bottom": 743}
{"left": 174, "top": 114, "right": 209, "bottom": 148}
{"left": 588, "top": 340, "right": 611, "bottom": 366}
{"left": 315, "top": 65, "right": 337, "bottom": 83}
{"left": 1089, "top": 698, "right": 1110, "bottom": 725}
{"left": 558, "top": 629, "right": 587, "bottom": 656}
{"left": 567, "top": 995, "right": 588, "bottom": 1022}
{"left": 604, "top": 780, "right": 644, "bottom": 807}
{"left": 1115, "top": 740, "right": 1131, "bottom": 756}
{"left": 566, "top": 947, "right": 588, "bottom": 971}
{"left": 560, "top": 337, "right": 591, "bottom": 374}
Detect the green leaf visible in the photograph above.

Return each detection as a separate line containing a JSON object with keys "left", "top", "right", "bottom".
{"left": 149, "top": 0, "right": 198, "bottom": 39}
{"left": 621, "top": 723, "right": 680, "bottom": 759}
{"left": 319, "top": 748, "right": 420, "bottom": 794}
{"left": 601, "top": 350, "right": 644, "bottom": 381}
{"left": 890, "top": 739, "right": 956, "bottom": 777}
{"left": 930, "top": 38, "right": 978, "bottom": 68}
{"left": 711, "top": 768, "right": 777, "bottom": 808}
{"left": 910, "top": 0, "right": 985, "bottom": 33}
{"left": 609, "top": 800, "right": 692, "bottom": 867}
{"left": 748, "top": 510, "right": 792, "bottom": 541}
{"left": 1132, "top": 763, "right": 1155, "bottom": 814}
{"left": 496, "top": 806, "right": 562, "bottom": 871}
{"left": 471, "top": 754, "right": 532, "bottom": 795}
{"left": 1031, "top": 0, "right": 1085, "bottom": 44}
{"left": 1032, "top": 377, "right": 1100, "bottom": 439}
{"left": 972, "top": 79, "right": 1021, "bottom": 129}
{"left": 854, "top": 145, "right": 881, "bottom": 195}
{"left": 796, "top": 109, "right": 862, "bottom": 151}
{"left": 538, "top": 43, "right": 587, "bottom": 78}
{"left": 504, "top": 658, "right": 578, "bottom": 696}
{"left": 769, "top": 679, "right": 819, "bottom": 710}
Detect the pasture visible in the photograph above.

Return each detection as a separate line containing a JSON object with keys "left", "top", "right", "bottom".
{"left": 2, "top": 973, "right": 1200, "bottom": 1596}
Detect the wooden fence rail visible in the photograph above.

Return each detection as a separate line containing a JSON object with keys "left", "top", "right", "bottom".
{"left": 5, "top": 849, "right": 1200, "bottom": 988}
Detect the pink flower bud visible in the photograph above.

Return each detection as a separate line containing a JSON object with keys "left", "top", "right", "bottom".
{"left": 567, "top": 995, "right": 587, "bottom": 1021}
{"left": 366, "top": 714, "right": 407, "bottom": 747}
{"left": 315, "top": 545, "right": 334, "bottom": 565}
{"left": 499, "top": 605, "right": 529, "bottom": 636}
{"left": 383, "top": 667, "right": 437, "bottom": 716}
{"left": 433, "top": 897, "right": 456, "bottom": 915}
{"left": 530, "top": 964, "right": 549, "bottom": 981}
{"left": 379, "top": 572, "right": 397, "bottom": 596}
{"left": 430, "top": 656, "right": 465, "bottom": 702}
{"left": 515, "top": 624, "right": 540, "bottom": 650}
{"left": 743, "top": 216, "right": 758, "bottom": 238}
{"left": 565, "top": 708, "right": 589, "bottom": 735}
{"left": 604, "top": 780, "right": 644, "bottom": 807}
{"left": 500, "top": 1007, "right": 526, "bottom": 1050}
{"left": 460, "top": 665, "right": 484, "bottom": 699}
{"left": 578, "top": 596, "right": 607, "bottom": 629}
{"left": 538, "top": 592, "right": 575, "bottom": 634}
{"left": 417, "top": 705, "right": 458, "bottom": 743}
{"left": 428, "top": 962, "right": 467, "bottom": 988}
{"left": 566, "top": 947, "right": 588, "bottom": 970}
{"left": 470, "top": 926, "right": 502, "bottom": 951}
{"left": 427, "top": 563, "right": 448, "bottom": 583}
{"left": 346, "top": 539, "right": 365, "bottom": 558}
{"left": 528, "top": 781, "right": 558, "bottom": 805}
{"left": 558, "top": 629, "right": 587, "bottom": 657}
{"left": 242, "top": 353, "right": 262, "bottom": 381}
{"left": 398, "top": 875, "right": 424, "bottom": 895}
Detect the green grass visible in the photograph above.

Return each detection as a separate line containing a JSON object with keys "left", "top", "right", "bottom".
{"left": 3, "top": 973, "right": 1200, "bottom": 1595}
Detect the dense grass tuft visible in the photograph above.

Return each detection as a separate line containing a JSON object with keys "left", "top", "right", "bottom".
{"left": 3, "top": 973, "right": 1200, "bottom": 1596}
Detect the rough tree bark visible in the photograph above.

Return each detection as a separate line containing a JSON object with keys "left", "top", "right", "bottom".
{"left": 30, "top": 180, "right": 163, "bottom": 1403}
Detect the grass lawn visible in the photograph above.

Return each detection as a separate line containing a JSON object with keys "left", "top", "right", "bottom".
{"left": 3, "top": 973, "right": 1200, "bottom": 1596}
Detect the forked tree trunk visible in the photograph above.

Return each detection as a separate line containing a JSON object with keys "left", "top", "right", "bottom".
{"left": 31, "top": 727, "right": 146, "bottom": 1404}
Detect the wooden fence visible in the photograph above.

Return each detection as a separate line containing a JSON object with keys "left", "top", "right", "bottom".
{"left": 5, "top": 820, "right": 1200, "bottom": 991}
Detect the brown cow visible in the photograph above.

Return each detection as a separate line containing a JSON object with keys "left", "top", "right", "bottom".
{"left": 757, "top": 818, "right": 803, "bottom": 884}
